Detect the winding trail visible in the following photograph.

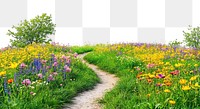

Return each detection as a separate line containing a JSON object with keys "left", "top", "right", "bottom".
{"left": 63, "top": 53, "right": 119, "bottom": 109}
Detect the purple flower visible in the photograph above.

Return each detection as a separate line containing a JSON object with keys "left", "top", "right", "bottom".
{"left": 53, "top": 57, "right": 57, "bottom": 62}
{"left": 37, "top": 73, "right": 43, "bottom": 79}
{"left": 22, "top": 79, "right": 31, "bottom": 86}
{"left": 158, "top": 74, "right": 165, "bottom": 78}
{"left": 53, "top": 62, "right": 58, "bottom": 67}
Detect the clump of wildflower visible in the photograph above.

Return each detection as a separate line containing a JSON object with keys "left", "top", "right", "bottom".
{"left": 22, "top": 79, "right": 31, "bottom": 86}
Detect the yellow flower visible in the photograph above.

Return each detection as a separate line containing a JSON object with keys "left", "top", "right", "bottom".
{"left": 164, "top": 89, "right": 171, "bottom": 93}
{"left": 179, "top": 79, "right": 187, "bottom": 85}
{"left": 190, "top": 76, "right": 198, "bottom": 81}
{"left": 169, "top": 100, "right": 176, "bottom": 105}
{"left": 147, "top": 94, "right": 151, "bottom": 97}
{"left": 148, "top": 74, "right": 155, "bottom": 78}
{"left": 0, "top": 71, "right": 6, "bottom": 76}
{"left": 9, "top": 62, "right": 18, "bottom": 69}
{"left": 194, "top": 64, "right": 198, "bottom": 67}
{"left": 194, "top": 82, "right": 200, "bottom": 87}
{"left": 182, "top": 86, "right": 191, "bottom": 91}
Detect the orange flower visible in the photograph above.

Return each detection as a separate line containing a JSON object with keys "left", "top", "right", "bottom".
{"left": 7, "top": 79, "right": 13, "bottom": 84}
{"left": 147, "top": 79, "right": 153, "bottom": 83}
{"left": 165, "top": 82, "right": 172, "bottom": 86}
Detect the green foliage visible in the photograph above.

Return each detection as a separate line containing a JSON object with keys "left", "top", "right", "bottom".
{"left": 169, "top": 39, "right": 182, "bottom": 48}
{"left": 7, "top": 13, "right": 56, "bottom": 47}
{"left": 183, "top": 26, "right": 200, "bottom": 49}
{"left": 70, "top": 45, "right": 95, "bottom": 54}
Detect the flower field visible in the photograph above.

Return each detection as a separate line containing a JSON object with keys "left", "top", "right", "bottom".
{"left": 0, "top": 43, "right": 99, "bottom": 109}
{"left": 84, "top": 43, "right": 200, "bottom": 109}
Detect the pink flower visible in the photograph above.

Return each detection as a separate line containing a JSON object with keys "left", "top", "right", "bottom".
{"left": 62, "top": 55, "right": 67, "bottom": 60}
{"left": 48, "top": 75, "right": 54, "bottom": 81}
{"left": 60, "top": 84, "right": 63, "bottom": 86}
{"left": 74, "top": 53, "right": 78, "bottom": 58}
{"left": 37, "top": 73, "right": 43, "bottom": 79}
{"left": 20, "top": 63, "right": 26, "bottom": 69}
{"left": 147, "top": 63, "right": 155, "bottom": 69}
{"left": 52, "top": 72, "right": 58, "bottom": 76}
{"left": 46, "top": 66, "right": 51, "bottom": 69}
{"left": 53, "top": 62, "right": 58, "bottom": 67}
{"left": 67, "top": 59, "right": 71, "bottom": 64}
{"left": 41, "top": 60, "right": 47, "bottom": 64}
{"left": 64, "top": 65, "right": 71, "bottom": 73}
{"left": 22, "top": 79, "right": 31, "bottom": 86}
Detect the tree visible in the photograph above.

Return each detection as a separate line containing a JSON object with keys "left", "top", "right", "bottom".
{"left": 7, "top": 13, "right": 56, "bottom": 47}
{"left": 183, "top": 25, "right": 200, "bottom": 49}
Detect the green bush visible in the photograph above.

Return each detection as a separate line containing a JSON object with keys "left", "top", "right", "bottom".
{"left": 168, "top": 39, "right": 182, "bottom": 48}
{"left": 183, "top": 26, "right": 200, "bottom": 49}
{"left": 7, "top": 13, "right": 56, "bottom": 47}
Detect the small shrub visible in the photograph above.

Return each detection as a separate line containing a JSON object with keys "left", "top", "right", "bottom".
{"left": 7, "top": 13, "right": 56, "bottom": 47}
{"left": 169, "top": 39, "right": 182, "bottom": 48}
{"left": 183, "top": 25, "right": 200, "bottom": 49}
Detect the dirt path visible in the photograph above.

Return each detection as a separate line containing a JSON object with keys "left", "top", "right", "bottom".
{"left": 63, "top": 53, "right": 119, "bottom": 109}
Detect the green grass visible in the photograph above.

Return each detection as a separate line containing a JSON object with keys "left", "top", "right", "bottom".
{"left": 70, "top": 45, "right": 95, "bottom": 54}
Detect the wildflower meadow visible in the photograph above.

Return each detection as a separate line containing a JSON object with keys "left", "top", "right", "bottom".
{"left": 84, "top": 43, "right": 200, "bottom": 109}
{"left": 0, "top": 43, "right": 99, "bottom": 108}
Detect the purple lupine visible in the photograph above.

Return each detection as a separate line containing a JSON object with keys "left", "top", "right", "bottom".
{"left": 33, "top": 59, "right": 42, "bottom": 71}
{"left": 4, "top": 78, "right": 8, "bottom": 94}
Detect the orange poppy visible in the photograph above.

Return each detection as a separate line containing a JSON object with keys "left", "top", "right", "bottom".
{"left": 7, "top": 79, "right": 13, "bottom": 84}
